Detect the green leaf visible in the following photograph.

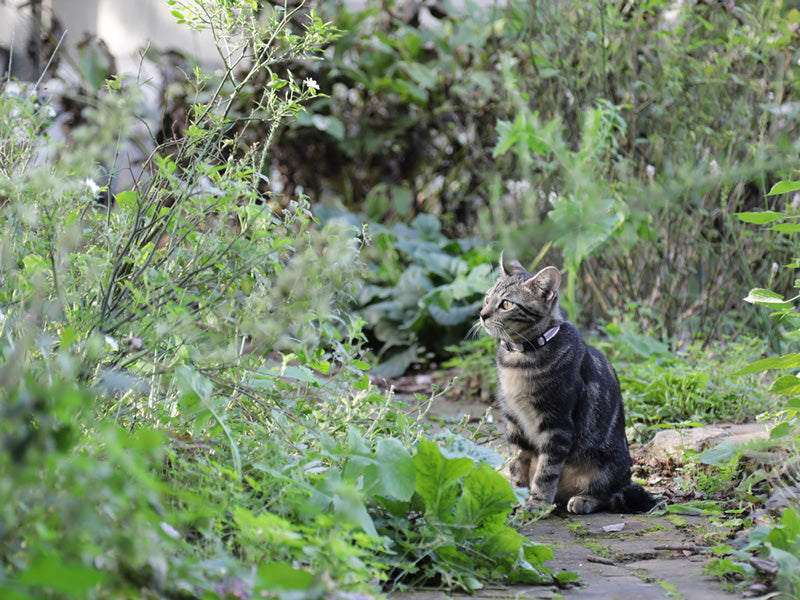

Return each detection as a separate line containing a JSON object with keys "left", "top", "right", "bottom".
{"left": 413, "top": 439, "right": 473, "bottom": 523}
{"left": 436, "top": 431, "right": 505, "bottom": 467}
{"left": 767, "top": 180, "right": 800, "bottom": 196}
{"left": 769, "top": 375, "right": 800, "bottom": 395}
{"left": 742, "top": 288, "right": 792, "bottom": 309}
{"left": 310, "top": 114, "right": 345, "bottom": 140}
{"left": 734, "top": 353, "right": 800, "bottom": 375}
{"left": 455, "top": 463, "right": 516, "bottom": 529}
{"left": 114, "top": 189, "right": 138, "bottom": 212}
{"left": 698, "top": 440, "right": 740, "bottom": 466}
{"left": 735, "top": 210, "right": 786, "bottom": 224}
{"left": 174, "top": 365, "right": 212, "bottom": 401}
{"left": 769, "top": 420, "right": 793, "bottom": 439}
{"left": 256, "top": 562, "right": 314, "bottom": 591}
{"left": 771, "top": 223, "right": 800, "bottom": 233}
{"left": 374, "top": 437, "right": 416, "bottom": 501}
{"left": 19, "top": 556, "right": 109, "bottom": 594}
{"left": 282, "top": 364, "right": 319, "bottom": 384}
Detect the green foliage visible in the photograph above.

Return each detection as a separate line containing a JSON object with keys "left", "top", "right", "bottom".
{"left": 271, "top": 0, "right": 799, "bottom": 341}
{"left": 341, "top": 212, "right": 494, "bottom": 376}
{"left": 708, "top": 506, "right": 800, "bottom": 597}
{"left": 616, "top": 339, "right": 770, "bottom": 443}
{"left": 374, "top": 439, "right": 560, "bottom": 591}
{"left": 0, "top": 3, "right": 558, "bottom": 598}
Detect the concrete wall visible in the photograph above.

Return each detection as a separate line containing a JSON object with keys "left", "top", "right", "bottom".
{"left": 1, "top": 0, "right": 221, "bottom": 80}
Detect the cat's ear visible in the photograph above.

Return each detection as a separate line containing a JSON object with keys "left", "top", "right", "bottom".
{"left": 499, "top": 251, "right": 529, "bottom": 277}
{"left": 527, "top": 266, "right": 561, "bottom": 302}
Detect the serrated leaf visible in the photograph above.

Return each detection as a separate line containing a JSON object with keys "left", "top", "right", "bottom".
{"left": 455, "top": 463, "right": 516, "bottom": 530}
{"left": 770, "top": 421, "right": 793, "bottom": 439}
{"left": 743, "top": 288, "right": 792, "bottom": 309}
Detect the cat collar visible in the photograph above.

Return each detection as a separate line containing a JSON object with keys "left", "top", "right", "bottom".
{"left": 501, "top": 324, "right": 561, "bottom": 352}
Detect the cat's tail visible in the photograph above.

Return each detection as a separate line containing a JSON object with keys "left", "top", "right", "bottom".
{"left": 606, "top": 481, "right": 657, "bottom": 513}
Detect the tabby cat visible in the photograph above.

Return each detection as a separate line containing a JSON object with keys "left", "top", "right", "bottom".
{"left": 479, "top": 254, "right": 655, "bottom": 514}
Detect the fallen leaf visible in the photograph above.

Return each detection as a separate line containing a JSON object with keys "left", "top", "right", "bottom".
{"left": 602, "top": 522, "right": 626, "bottom": 533}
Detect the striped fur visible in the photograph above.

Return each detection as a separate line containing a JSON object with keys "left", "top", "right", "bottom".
{"left": 479, "top": 255, "right": 655, "bottom": 515}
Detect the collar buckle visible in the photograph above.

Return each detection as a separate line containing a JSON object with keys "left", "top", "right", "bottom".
{"left": 501, "top": 324, "right": 561, "bottom": 353}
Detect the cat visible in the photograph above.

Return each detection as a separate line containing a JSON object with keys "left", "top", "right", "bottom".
{"left": 478, "top": 253, "right": 655, "bottom": 514}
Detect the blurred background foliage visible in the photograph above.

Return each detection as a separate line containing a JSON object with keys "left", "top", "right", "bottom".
{"left": 259, "top": 0, "right": 800, "bottom": 368}
{"left": 4, "top": 0, "right": 800, "bottom": 597}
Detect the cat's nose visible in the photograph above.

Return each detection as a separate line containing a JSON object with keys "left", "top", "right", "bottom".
{"left": 479, "top": 308, "right": 489, "bottom": 322}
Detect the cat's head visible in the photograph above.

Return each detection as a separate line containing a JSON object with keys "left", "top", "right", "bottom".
{"left": 478, "top": 252, "right": 562, "bottom": 344}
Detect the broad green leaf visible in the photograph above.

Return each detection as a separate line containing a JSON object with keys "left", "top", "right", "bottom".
{"left": 281, "top": 364, "right": 319, "bottom": 384}
{"left": 769, "top": 375, "right": 800, "bottom": 395}
{"left": 347, "top": 425, "right": 370, "bottom": 456}
{"left": 374, "top": 437, "right": 416, "bottom": 501}
{"left": 436, "top": 432, "right": 506, "bottom": 468}
{"left": 771, "top": 223, "right": 800, "bottom": 233}
{"left": 548, "top": 195, "right": 623, "bottom": 267}
{"left": 310, "top": 114, "right": 345, "bottom": 140}
{"left": 734, "top": 353, "right": 800, "bottom": 375}
{"left": 174, "top": 365, "right": 212, "bottom": 401}
{"left": 455, "top": 464, "right": 516, "bottom": 529}
{"left": 770, "top": 420, "right": 793, "bottom": 439}
{"left": 735, "top": 210, "right": 786, "bottom": 224}
{"left": 115, "top": 189, "right": 138, "bottom": 212}
{"left": 19, "top": 556, "right": 109, "bottom": 594}
{"left": 256, "top": 562, "right": 314, "bottom": 591}
{"left": 767, "top": 180, "right": 800, "bottom": 196}
{"left": 698, "top": 440, "right": 740, "bottom": 466}
{"left": 413, "top": 439, "right": 473, "bottom": 523}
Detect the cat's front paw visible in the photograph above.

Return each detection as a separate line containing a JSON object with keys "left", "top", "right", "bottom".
{"left": 525, "top": 495, "right": 555, "bottom": 517}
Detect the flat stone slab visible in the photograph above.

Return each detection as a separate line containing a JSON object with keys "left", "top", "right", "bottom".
{"left": 392, "top": 512, "right": 736, "bottom": 600}
{"left": 638, "top": 422, "right": 770, "bottom": 464}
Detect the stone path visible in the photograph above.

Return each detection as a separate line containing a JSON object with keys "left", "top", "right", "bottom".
{"left": 387, "top": 387, "right": 766, "bottom": 600}
{"left": 393, "top": 511, "right": 735, "bottom": 600}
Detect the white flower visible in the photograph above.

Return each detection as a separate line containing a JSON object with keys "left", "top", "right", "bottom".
{"left": 303, "top": 77, "right": 319, "bottom": 91}
{"left": 85, "top": 178, "right": 101, "bottom": 196}
{"left": 646, "top": 164, "right": 655, "bottom": 178}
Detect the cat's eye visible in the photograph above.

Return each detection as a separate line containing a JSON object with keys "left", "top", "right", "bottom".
{"left": 500, "top": 299, "right": 513, "bottom": 310}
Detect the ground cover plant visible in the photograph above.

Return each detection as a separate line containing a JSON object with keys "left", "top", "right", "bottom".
{"left": 0, "top": 2, "right": 563, "bottom": 598}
